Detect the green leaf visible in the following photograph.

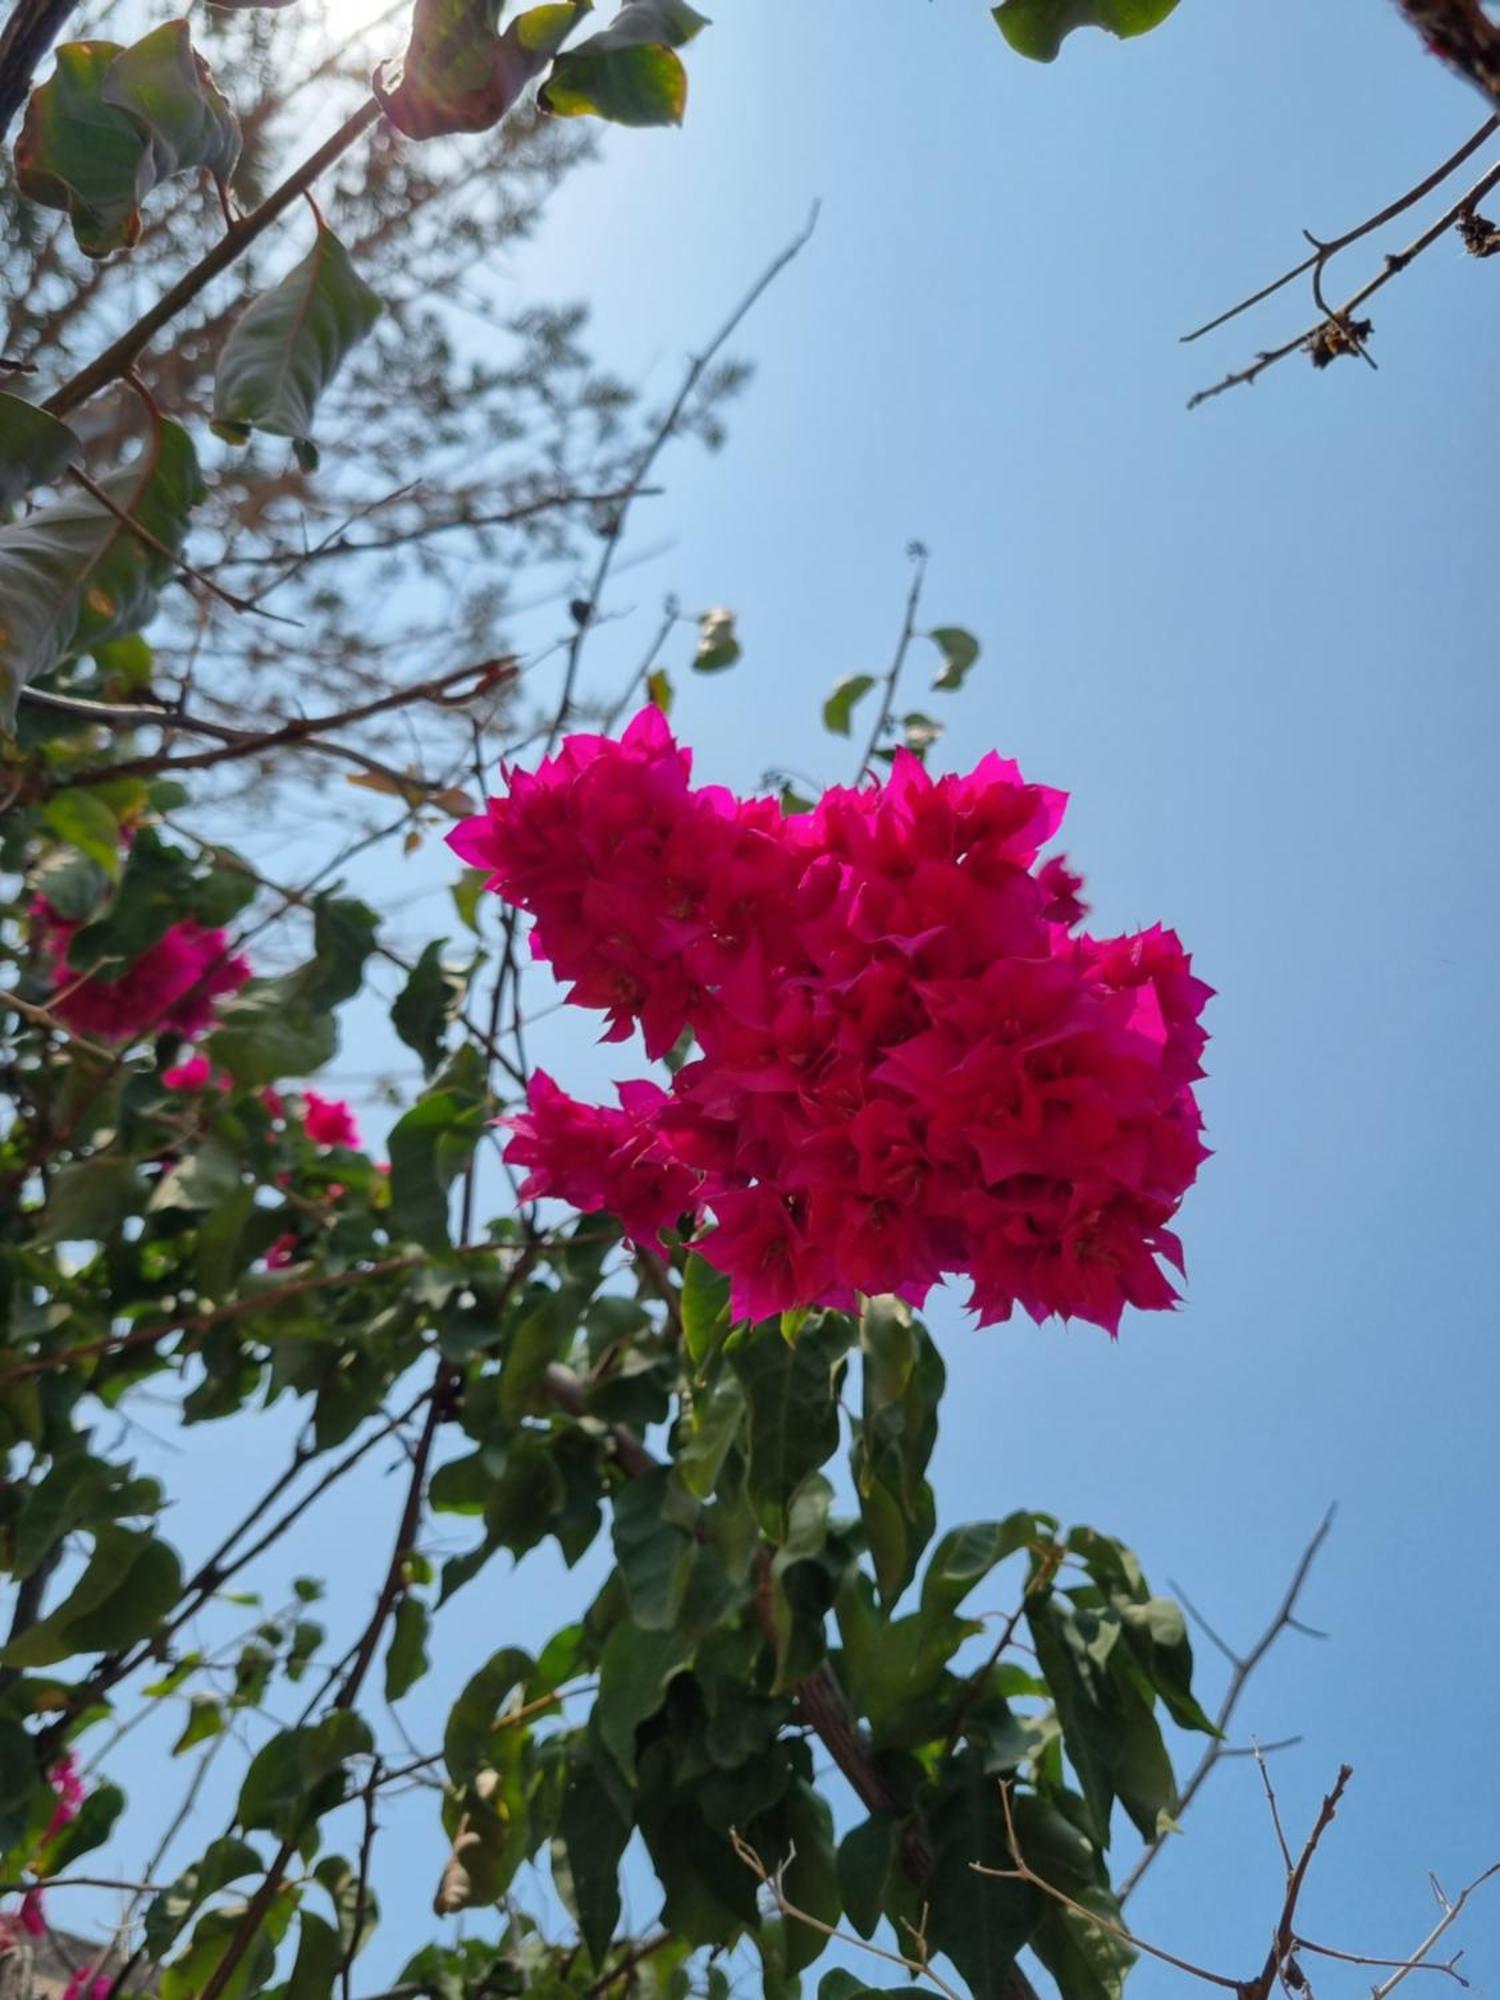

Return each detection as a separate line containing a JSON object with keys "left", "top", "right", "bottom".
{"left": 926, "top": 1751, "right": 1041, "bottom": 1991}
{"left": 206, "top": 977, "right": 336, "bottom": 1088}
{"left": 386, "top": 1054, "right": 488, "bottom": 1250}
{"left": 384, "top": 1595, "right": 430, "bottom": 1702}
{"left": 729, "top": 1313, "right": 851, "bottom": 1539}
{"left": 14, "top": 26, "right": 239, "bottom": 257}
{"left": 0, "top": 1721, "right": 39, "bottom": 1853}
{"left": 101, "top": 22, "right": 240, "bottom": 187}
{"left": 392, "top": 939, "right": 464, "bottom": 1077}
{"left": 163, "top": 1892, "right": 295, "bottom": 2000}
{"left": 213, "top": 224, "right": 382, "bottom": 470}
{"left": 35, "top": 1156, "right": 147, "bottom": 1242}
{"left": 14, "top": 42, "right": 150, "bottom": 256}
{"left": 41, "top": 788, "right": 122, "bottom": 877}
{"left": 559, "top": 1759, "right": 631, "bottom": 1966}
{"left": 541, "top": 0, "right": 707, "bottom": 125}
{"left": 0, "top": 393, "right": 81, "bottom": 511}
{"left": 375, "top": 0, "right": 588, "bottom": 140}
{"left": 680, "top": 1251, "right": 731, "bottom": 1366}
{"left": 676, "top": 1369, "right": 745, "bottom": 1500}
{"left": 0, "top": 417, "right": 203, "bottom": 728}
{"left": 280, "top": 1908, "right": 342, "bottom": 2000}
{"left": 822, "top": 673, "right": 875, "bottom": 736}
{"left": 150, "top": 1137, "right": 246, "bottom": 1213}
{"left": 450, "top": 867, "right": 487, "bottom": 934}
{"left": 855, "top": 1302, "right": 943, "bottom": 1604}
{"left": 993, "top": 0, "right": 1179, "bottom": 61}
{"left": 836, "top": 1813, "right": 896, "bottom": 1941}
{"left": 922, "top": 1513, "right": 1042, "bottom": 1621}
{"left": 612, "top": 1468, "right": 698, "bottom": 1629}
{"left": 929, "top": 625, "right": 980, "bottom": 692}
{"left": 0, "top": 1526, "right": 182, "bottom": 1665}
{"left": 144, "top": 1837, "right": 264, "bottom": 1961}
{"left": 173, "top": 1696, "right": 224, "bottom": 1755}
{"left": 690, "top": 605, "right": 740, "bottom": 672}
{"left": 1029, "top": 1886, "right": 1136, "bottom": 2000}
{"left": 40, "top": 1782, "right": 124, "bottom": 1870}
{"left": 594, "top": 1620, "right": 695, "bottom": 1781}
{"left": 646, "top": 664, "right": 674, "bottom": 713}
{"left": 13, "top": 1451, "right": 162, "bottom": 1578}
{"left": 237, "top": 1712, "right": 372, "bottom": 1839}
{"left": 443, "top": 1646, "right": 534, "bottom": 1783}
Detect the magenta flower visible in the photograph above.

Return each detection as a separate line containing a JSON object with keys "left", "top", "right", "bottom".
{"left": 453, "top": 713, "right": 1211, "bottom": 1336}
{"left": 37, "top": 904, "right": 250, "bottom": 1044}
{"left": 303, "top": 1092, "right": 360, "bottom": 1148}
{"left": 163, "top": 1052, "right": 222, "bottom": 1092}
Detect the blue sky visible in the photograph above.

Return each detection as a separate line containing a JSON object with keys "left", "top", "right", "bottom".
{"left": 71, "top": 1, "right": 1500, "bottom": 1992}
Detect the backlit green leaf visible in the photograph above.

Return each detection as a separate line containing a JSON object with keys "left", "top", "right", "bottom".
{"left": 0, "top": 417, "right": 202, "bottom": 727}
{"left": 993, "top": 0, "right": 1179, "bottom": 62}
{"left": 0, "top": 393, "right": 81, "bottom": 511}
{"left": 541, "top": 0, "right": 708, "bottom": 125}
{"left": 213, "top": 224, "right": 381, "bottom": 471}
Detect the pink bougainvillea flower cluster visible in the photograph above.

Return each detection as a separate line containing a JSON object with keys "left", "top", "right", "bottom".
{"left": 303, "top": 1091, "right": 361, "bottom": 1148}
{"left": 450, "top": 708, "right": 1211, "bottom": 1335}
{"left": 2, "top": 1755, "right": 89, "bottom": 1945}
{"left": 35, "top": 901, "right": 250, "bottom": 1044}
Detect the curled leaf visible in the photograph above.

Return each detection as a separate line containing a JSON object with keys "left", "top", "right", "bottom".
{"left": 374, "top": 0, "right": 587, "bottom": 140}
{"left": 0, "top": 418, "right": 203, "bottom": 728}
{"left": 0, "top": 394, "right": 81, "bottom": 512}
{"left": 539, "top": 0, "right": 709, "bottom": 126}
{"left": 992, "top": 0, "right": 1180, "bottom": 62}
{"left": 213, "top": 223, "right": 381, "bottom": 470}
{"left": 14, "top": 25, "right": 240, "bottom": 258}
{"left": 102, "top": 21, "right": 240, "bottom": 189}
{"left": 822, "top": 672, "right": 875, "bottom": 736}
{"left": 693, "top": 606, "right": 739, "bottom": 672}
{"left": 929, "top": 624, "right": 979, "bottom": 692}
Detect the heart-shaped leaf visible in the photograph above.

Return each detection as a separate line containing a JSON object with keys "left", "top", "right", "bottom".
{"left": 540, "top": 0, "right": 708, "bottom": 126}
{"left": 992, "top": 0, "right": 1179, "bottom": 62}
{"left": 212, "top": 222, "right": 381, "bottom": 470}
{"left": 374, "top": 0, "right": 587, "bottom": 141}
{"left": 0, "top": 393, "right": 81, "bottom": 511}
{"left": 0, "top": 417, "right": 203, "bottom": 727}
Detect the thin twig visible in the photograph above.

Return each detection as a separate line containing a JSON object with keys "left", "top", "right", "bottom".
{"left": 65, "top": 465, "right": 290, "bottom": 625}
{"left": 1188, "top": 159, "right": 1500, "bottom": 407}
{"left": 856, "top": 541, "right": 928, "bottom": 781}
{"left": 1370, "top": 1863, "right": 1500, "bottom": 1999}
{"left": 1182, "top": 115, "right": 1498, "bottom": 342}
{"left": 1118, "top": 1506, "right": 1334, "bottom": 1902}
{"left": 730, "top": 1829, "right": 965, "bottom": 2000}
{"left": 542, "top": 206, "right": 819, "bottom": 754}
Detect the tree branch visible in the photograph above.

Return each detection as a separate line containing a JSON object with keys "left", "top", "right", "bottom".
{"left": 44, "top": 99, "right": 383, "bottom": 419}
{"left": 0, "top": 0, "right": 79, "bottom": 141}
{"left": 857, "top": 541, "right": 928, "bottom": 781}
{"left": 1117, "top": 1505, "right": 1335, "bottom": 1902}
{"left": 1188, "top": 156, "right": 1500, "bottom": 407}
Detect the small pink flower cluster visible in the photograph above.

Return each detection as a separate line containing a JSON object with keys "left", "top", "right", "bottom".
{"left": 451, "top": 710, "right": 1211, "bottom": 1335}
{"left": 37, "top": 903, "right": 249, "bottom": 1044}
{"left": 1, "top": 1755, "right": 87, "bottom": 1947}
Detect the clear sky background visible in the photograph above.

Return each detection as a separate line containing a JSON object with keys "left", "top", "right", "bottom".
{"left": 69, "top": 1, "right": 1500, "bottom": 1993}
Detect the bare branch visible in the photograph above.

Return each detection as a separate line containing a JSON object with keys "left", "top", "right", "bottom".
{"left": 1118, "top": 1506, "right": 1335, "bottom": 1902}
